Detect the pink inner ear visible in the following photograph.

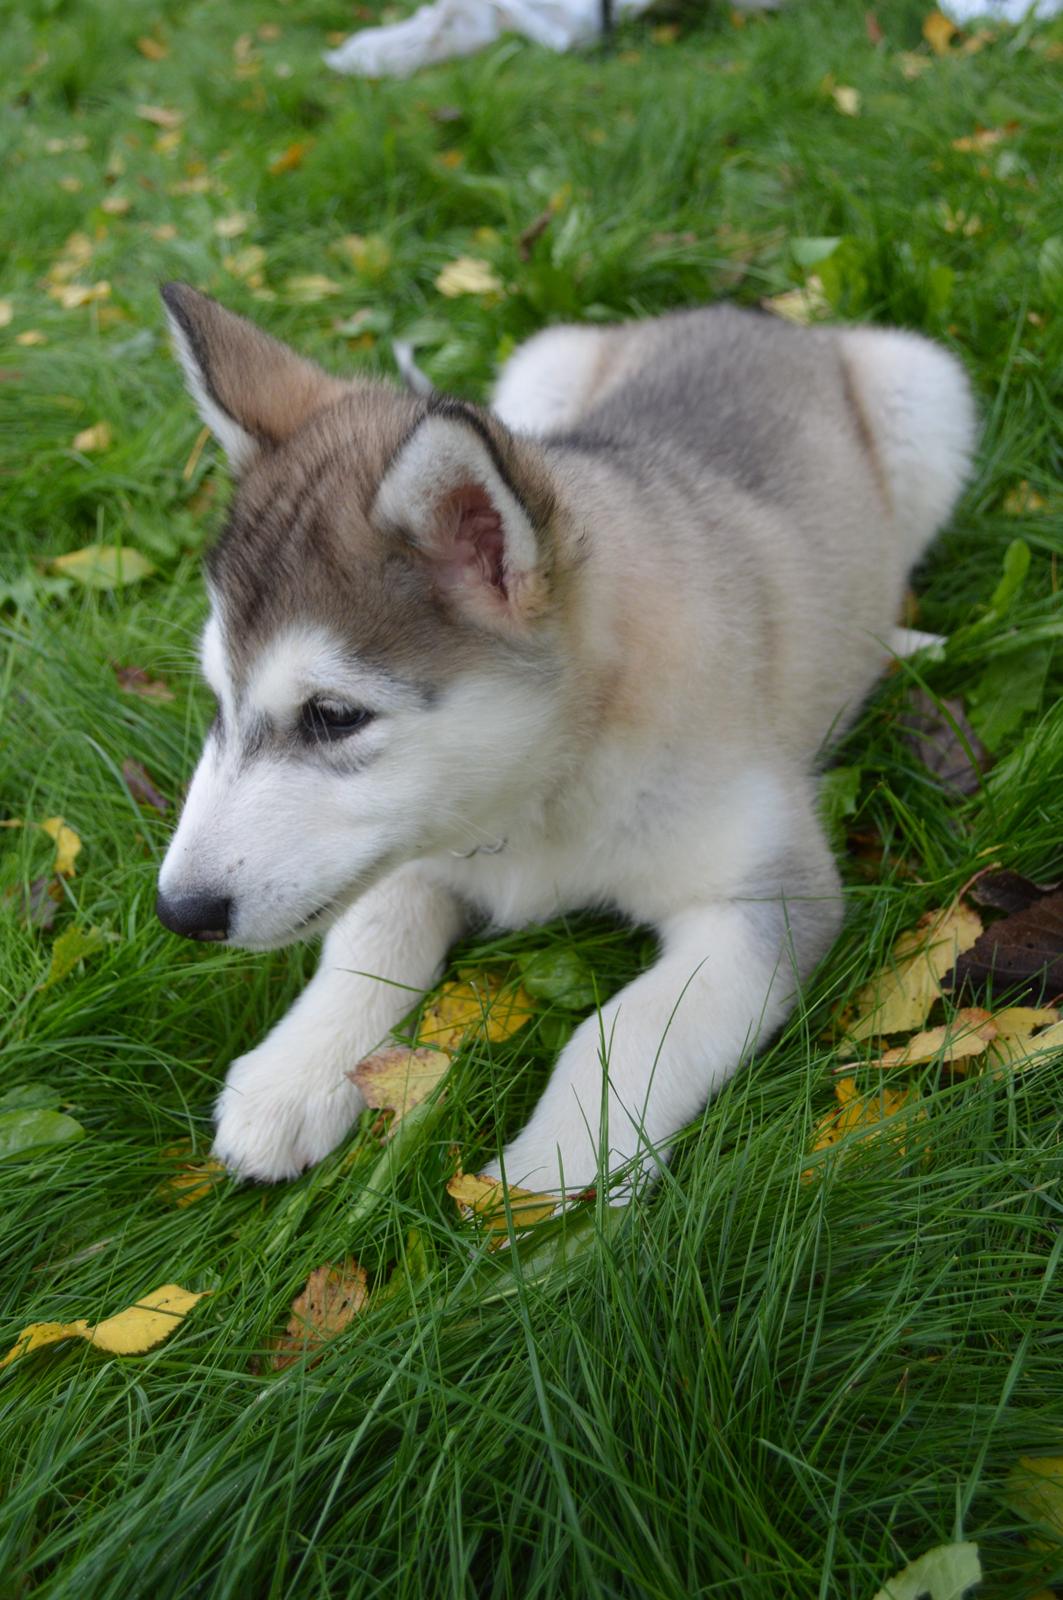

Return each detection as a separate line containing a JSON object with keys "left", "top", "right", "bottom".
{"left": 444, "top": 483, "right": 507, "bottom": 596}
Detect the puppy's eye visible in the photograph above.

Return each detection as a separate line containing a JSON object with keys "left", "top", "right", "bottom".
{"left": 301, "top": 700, "right": 375, "bottom": 741}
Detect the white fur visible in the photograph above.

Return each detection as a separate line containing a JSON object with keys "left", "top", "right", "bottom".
{"left": 165, "top": 313, "right": 258, "bottom": 473}
{"left": 491, "top": 325, "right": 613, "bottom": 435}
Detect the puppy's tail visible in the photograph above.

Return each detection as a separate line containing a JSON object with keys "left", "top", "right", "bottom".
{"left": 840, "top": 327, "right": 977, "bottom": 558}
{"left": 392, "top": 339, "right": 435, "bottom": 397}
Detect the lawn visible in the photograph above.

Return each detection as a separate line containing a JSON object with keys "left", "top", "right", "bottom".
{"left": 2, "top": 0, "right": 1063, "bottom": 1594}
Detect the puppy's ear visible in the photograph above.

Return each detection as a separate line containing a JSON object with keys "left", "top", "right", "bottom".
{"left": 373, "top": 408, "right": 555, "bottom": 630}
{"left": 161, "top": 282, "right": 345, "bottom": 473}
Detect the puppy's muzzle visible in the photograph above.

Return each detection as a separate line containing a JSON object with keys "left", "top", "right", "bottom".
{"left": 156, "top": 889, "right": 232, "bottom": 942}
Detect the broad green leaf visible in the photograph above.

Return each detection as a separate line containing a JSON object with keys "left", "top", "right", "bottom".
{"left": 790, "top": 236, "right": 840, "bottom": 268}
{"left": 989, "top": 538, "right": 1031, "bottom": 613}
{"left": 42, "top": 925, "right": 107, "bottom": 988}
{"left": 50, "top": 544, "right": 155, "bottom": 590}
{"left": 0, "top": 1084, "right": 62, "bottom": 1111}
{"left": 0, "top": 1108, "right": 85, "bottom": 1160}
{"left": 517, "top": 947, "right": 598, "bottom": 1010}
{"left": 818, "top": 765, "right": 862, "bottom": 845}
{"left": 926, "top": 262, "right": 955, "bottom": 319}
{"left": 871, "top": 1540, "right": 981, "bottom": 1600}
{"left": 966, "top": 647, "right": 1048, "bottom": 750}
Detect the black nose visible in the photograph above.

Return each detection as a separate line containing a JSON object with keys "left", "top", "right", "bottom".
{"left": 156, "top": 889, "right": 232, "bottom": 942}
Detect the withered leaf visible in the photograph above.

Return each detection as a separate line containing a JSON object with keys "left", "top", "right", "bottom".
{"left": 1, "top": 1284, "right": 207, "bottom": 1368}
{"left": 122, "top": 759, "right": 169, "bottom": 812}
{"left": 113, "top": 664, "right": 175, "bottom": 703}
{"left": 350, "top": 1046, "right": 451, "bottom": 1131}
{"left": 446, "top": 1172, "right": 557, "bottom": 1241}
{"left": 901, "top": 689, "right": 990, "bottom": 797}
{"left": 271, "top": 1259, "right": 368, "bottom": 1370}
{"left": 6, "top": 875, "right": 62, "bottom": 931}
{"left": 842, "top": 903, "right": 983, "bottom": 1043}
{"left": 806, "top": 1075, "right": 920, "bottom": 1176}
{"left": 948, "top": 892, "right": 1063, "bottom": 1004}
{"left": 417, "top": 977, "right": 534, "bottom": 1051}
{"left": 871, "top": 1008, "right": 997, "bottom": 1071}
{"left": 969, "top": 868, "right": 1060, "bottom": 916}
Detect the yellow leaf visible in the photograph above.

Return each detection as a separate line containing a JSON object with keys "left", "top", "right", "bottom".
{"left": 898, "top": 51, "right": 933, "bottom": 79}
{"left": 1, "top": 1284, "right": 208, "bottom": 1368}
{"left": 272, "top": 1259, "right": 368, "bottom": 1369}
{"left": 351, "top": 1046, "right": 452, "bottom": 1129}
{"left": 268, "top": 140, "right": 312, "bottom": 175}
{"left": 436, "top": 149, "right": 464, "bottom": 169}
{"left": 151, "top": 224, "right": 178, "bottom": 241}
{"left": 50, "top": 544, "right": 155, "bottom": 589}
{"left": 154, "top": 129, "right": 183, "bottom": 156}
{"left": 50, "top": 280, "right": 111, "bottom": 309}
{"left": 58, "top": 176, "right": 84, "bottom": 194}
{"left": 1003, "top": 480, "right": 1046, "bottom": 516}
{"left": 0, "top": 300, "right": 12, "bottom": 328}
{"left": 806, "top": 1075, "right": 919, "bottom": 1175}
{"left": 136, "top": 35, "right": 169, "bottom": 60}
{"left": 213, "top": 211, "right": 252, "bottom": 239}
{"left": 284, "top": 273, "right": 342, "bottom": 302}
{"left": 224, "top": 245, "right": 267, "bottom": 281}
{"left": 763, "top": 276, "right": 830, "bottom": 324}
{"left": 435, "top": 257, "right": 504, "bottom": 298}
{"left": 72, "top": 421, "right": 113, "bottom": 453}
{"left": 446, "top": 1171, "right": 557, "bottom": 1239}
{"left": 992, "top": 1005, "right": 1060, "bottom": 1038}
{"left": 41, "top": 816, "right": 81, "bottom": 878}
{"left": 100, "top": 195, "right": 131, "bottom": 216}
{"left": 135, "top": 103, "right": 183, "bottom": 129}
{"left": 832, "top": 85, "right": 861, "bottom": 116}
{"left": 842, "top": 903, "right": 982, "bottom": 1044}
{"left": 873, "top": 1008, "right": 997, "bottom": 1071}
{"left": 156, "top": 1141, "right": 226, "bottom": 1207}
{"left": 922, "top": 9, "right": 956, "bottom": 54}
{"left": 417, "top": 977, "right": 534, "bottom": 1052}
{"left": 16, "top": 330, "right": 48, "bottom": 347}
{"left": 1008, "top": 1456, "right": 1063, "bottom": 1547}
{"left": 989, "top": 1018, "right": 1063, "bottom": 1073}
{"left": 332, "top": 233, "right": 392, "bottom": 278}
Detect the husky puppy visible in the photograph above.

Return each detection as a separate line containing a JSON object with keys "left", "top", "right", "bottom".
{"left": 156, "top": 284, "right": 975, "bottom": 1192}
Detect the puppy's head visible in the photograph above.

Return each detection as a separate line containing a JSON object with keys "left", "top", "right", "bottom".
{"left": 156, "top": 285, "right": 572, "bottom": 949}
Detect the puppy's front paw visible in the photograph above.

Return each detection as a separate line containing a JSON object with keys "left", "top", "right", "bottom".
{"left": 213, "top": 1041, "right": 364, "bottom": 1182}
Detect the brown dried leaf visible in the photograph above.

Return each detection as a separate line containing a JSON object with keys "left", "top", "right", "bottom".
{"left": 113, "top": 664, "right": 175, "bottom": 703}
{"left": 4, "top": 876, "right": 62, "bottom": 931}
{"left": 136, "top": 35, "right": 169, "bottom": 60}
{"left": 121, "top": 759, "right": 169, "bottom": 812}
{"left": 901, "top": 688, "right": 990, "bottom": 797}
{"left": 969, "top": 869, "right": 1061, "bottom": 916}
{"left": 135, "top": 104, "right": 183, "bottom": 129}
{"left": 865, "top": 10, "right": 884, "bottom": 45}
{"left": 949, "top": 892, "right": 1063, "bottom": 1004}
{"left": 268, "top": 141, "right": 312, "bottom": 175}
{"left": 350, "top": 1046, "right": 451, "bottom": 1129}
{"left": 271, "top": 1259, "right": 368, "bottom": 1369}
{"left": 843, "top": 903, "right": 983, "bottom": 1043}
{"left": 951, "top": 123, "right": 1019, "bottom": 153}
{"left": 872, "top": 1008, "right": 997, "bottom": 1071}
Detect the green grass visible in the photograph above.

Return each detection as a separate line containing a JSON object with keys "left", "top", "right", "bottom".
{"left": 2, "top": 1, "right": 1063, "bottom": 1594}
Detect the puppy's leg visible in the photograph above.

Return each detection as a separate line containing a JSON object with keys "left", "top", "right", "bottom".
{"left": 214, "top": 868, "right": 466, "bottom": 1181}
{"left": 486, "top": 816, "right": 843, "bottom": 1198}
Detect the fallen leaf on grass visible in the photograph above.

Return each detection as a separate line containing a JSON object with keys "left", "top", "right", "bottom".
{"left": 948, "top": 892, "right": 1063, "bottom": 1004}
{"left": 135, "top": 104, "right": 183, "bottom": 129}
{"left": 969, "top": 870, "right": 1060, "bottom": 916}
{"left": 762, "top": 276, "right": 830, "bottom": 324}
{"left": 0, "top": 1107, "right": 85, "bottom": 1161}
{"left": 435, "top": 257, "right": 503, "bottom": 298}
{"left": 50, "top": 544, "right": 155, "bottom": 589}
{"left": 121, "top": 759, "right": 169, "bottom": 812}
{"left": 332, "top": 233, "right": 392, "bottom": 278}
{"left": 1008, "top": 1457, "right": 1063, "bottom": 1549}
{"left": 446, "top": 1172, "right": 557, "bottom": 1240}
{"left": 922, "top": 9, "right": 956, "bottom": 54}
{"left": 951, "top": 123, "right": 1019, "bottom": 153}
{"left": 5, "top": 875, "right": 62, "bottom": 931}
{"left": 870, "top": 1008, "right": 998, "bottom": 1071}
{"left": 831, "top": 85, "right": 861, "bottom": 116}
{"left": 42, "top": 925, "right": 107, "bottom": 988}
{"left": 901, "top": 689, "right": 990, "bottom": 797}
{"left": 136, "top": 35, "right": 169, "bottom": 60}
{"left": 871, "top": 1540, "right": 981, "bottom": 1600}
{"left": 213, "top": 211, "right": 252, "bottom": 240}
{"left": 807, "top": 1076, "right": 919, "bottom": 1172}
{"left": 0, "top": 300, "right": 12, "bottom": 328}
{"left": 156, "top": 1141, "right": 226, "bottom": 1206}
{"left": 1003, "top": 481, "right": 1047, "bottom": 516}
{"left": 986, "top": 1012, "right": 1063, "bottom": 1072}
{"left": 0, "top": 1284, "right": 208, "bottom": 1369}
{"left": 41, "top": 816, "right": 81, "bottom": 877}
{"left": 16, "top": 330, "right": 47, "bottom": 347}
{"left": 113, "top": 664, "right": 175, "bottom": 702}
{"left": 72, "top": 421, "right": 113, "bottom": 453}
{"left": 284, "top": 274, "right": 342, "bottom": 302}
{"left": 100, "top": 195, "right": 131, "bottom": 217}
{"left": 350, "top": 1047, "right": 451, "bottom": 1130}
{"left": 417, "top": 977, "right": 534, "bottom": 1051}
{"left": 842, "top": 904, "right": 983, "bottom": 1043}
{"left": 271, "top": 1259, "right": 368, "bottom": 1369}
{"left": 897, "top": 51, "right": 933, "bottom": 79}
{"left": 49, "top": 281, "right": 111, "bottom": 309}
{"left": 268, "top": 140, "right": 312, "bottom": 175}
{"left": 865, "top": 10, "right": 884, "bottom": 45}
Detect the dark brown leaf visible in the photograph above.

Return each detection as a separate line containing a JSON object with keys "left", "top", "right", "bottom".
{"left": 948, "top": 891, "right": 1063, "bottom": 1004}
{"left": 5, "top": 875, "right": 61, "bottom": 930}
{"left": 969, "top": 869, "right": 1061, "bottom": 916}
{"left": 121, "top": 758, "right": 169, "bottom": 811}
{"left": 901, "top": 689, "right": 990, "bottom": 797}
{"left": 865, "top": 10, "right": 884, "bottom": 44}
{"left": 518, "top": 208, "right": 553, "bottom": 261}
